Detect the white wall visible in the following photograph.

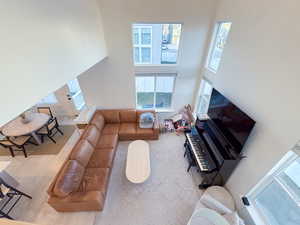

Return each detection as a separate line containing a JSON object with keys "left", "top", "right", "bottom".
{"left": 202, "top": 0, "right": 300, "bottom": 217}
{"left": 0, "top": 0, "right": 107, "bottom": 126}
{"left": 78, "top": 0, "right": 218, "bottom": 112}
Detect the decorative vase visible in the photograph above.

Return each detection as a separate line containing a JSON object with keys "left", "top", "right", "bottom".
{"left": 20, "top": 113, "right": 31, "bottom": 124}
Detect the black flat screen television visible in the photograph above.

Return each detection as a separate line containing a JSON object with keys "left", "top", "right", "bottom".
{"left": 207, "top": 89, "right": 256, "bottom": 155}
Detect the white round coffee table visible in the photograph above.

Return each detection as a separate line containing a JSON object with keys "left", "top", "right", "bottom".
{"left": 187, "top": 208, "right": 229, "bottom": 225}
{"left": 1, "top": 113, "right": 50, "bottom": 145}
{"left": 126, "top": 140, "right": 150, "bottom": 183}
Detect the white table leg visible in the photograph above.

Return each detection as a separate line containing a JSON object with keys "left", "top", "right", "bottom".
{"left": 31, "top": 132, "right": 42, "bottom": 145}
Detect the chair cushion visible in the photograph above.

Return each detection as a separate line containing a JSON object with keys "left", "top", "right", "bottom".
{"left": 80, "top": 168, "right": 110, "bottom": 193}
{"left": 70, "top": 139, "right": 94, "bottom": 167}
{"left": 90, "top": 114, "right": 105, "bottom": 132}
{"left": 119, "top": 123, "right": 137, "bottom": 135}
{"left": 81, "top": 125, "right": 101, "bottom": 147}
{"left": 0, "top": 140, "right": 14, "bottom": 146}
{"left": 87, "top": 148, "right": 115, "bottom": 168}
{"left": 120, "top": 110, "right": 136, "bottom": 123}
{"left": 53, "top": 160, "right": 85, "bottom": 198}
{"left": 9, "top": 136, "right": 31, "bottom": 145}
{"left": 96, "top": 134, "right": 118, "bottom": 149}
{"left": 99, "top": 110, "right": 120, "bottom": 123}
{"left": 200, "top": 186, "right": 235, "bottom": 215}
{"left": 102, "top": 124, "right": 120, "bottom": 135}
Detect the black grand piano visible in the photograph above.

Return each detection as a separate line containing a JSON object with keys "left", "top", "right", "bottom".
{"left": 184, "top": 88, "right": 256, "bottom": 189}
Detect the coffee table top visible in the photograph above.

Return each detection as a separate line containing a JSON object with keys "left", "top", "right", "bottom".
{"left": 126, "top": 140, "right": 150, "bottom": 183}
{"left": 2, "top": 113, "right": 50, "bottom": 137}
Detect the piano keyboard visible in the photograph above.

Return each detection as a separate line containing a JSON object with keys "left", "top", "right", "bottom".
{"left": 186, "top": 132, "right": 216, "bottom": 172}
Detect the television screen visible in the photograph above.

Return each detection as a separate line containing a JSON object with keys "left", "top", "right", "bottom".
{"left": 207, "top": 89, "right": 256, "bottom": 154}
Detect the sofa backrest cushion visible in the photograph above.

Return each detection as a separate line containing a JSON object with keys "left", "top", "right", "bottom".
{"left": 53, "top": 160, "right": 85, "bottom": 197}
{"left": 99, "top": 110, "right": 120, "bottom": 123}
{"left": 120, "top": 109, "right": 136, "bottom": 123}
{"left": 136, "top": 110, "right": 155, "bottom": 123}
{"left": 81, "top": 125, "right": 101, "bottom": 147}
{"left": 70, "top": 139, "right": 94, "bottom": 167}
{"left": 90, "top": 114, "right": 105, "bottom": 131}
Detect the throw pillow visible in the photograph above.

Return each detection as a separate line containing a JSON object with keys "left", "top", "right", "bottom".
{"left": 139, "top": 112, "right": 155, "bottom": 128}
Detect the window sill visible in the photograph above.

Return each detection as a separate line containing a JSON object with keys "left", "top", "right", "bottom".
{"left": 206, "top": 66, "right": 217, "bottom": 74}
{"left": 135, "top": 64, "right": 178, "bottom": 67}
{"left": 155, "top": 108, "right": 175, "bottom": 113}
{"left": 136, "top": 108, "right": 175, "bottom": 113}
{"left": 244, "top": 204, "right": 266, "bottom": 225}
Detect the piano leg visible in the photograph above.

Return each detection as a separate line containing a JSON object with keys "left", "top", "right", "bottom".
{"left": 198, "top": 183, "right": 210, "bottom": 189}
{"left": 187, "top": 164, "right": 192, "bottom": 172}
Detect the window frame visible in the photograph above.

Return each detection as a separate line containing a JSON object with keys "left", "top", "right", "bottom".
{"left": 245, "top": 148, "right": 300, "bottom": 225}
{"left": 195, "top": 78, "right": 213, "bottom": 117}
{"left": 206, "top": 21, "right": 232, "bottom": 73}
{"left": 132, "top": 23, "right": 183, "bottom": 66}
{"left": 133, "top": 25, "right": 153, "bottom": 64}
{"left": 135, "top": 73, "right": 176, "bottom": 111}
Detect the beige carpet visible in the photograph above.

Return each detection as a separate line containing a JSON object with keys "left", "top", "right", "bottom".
{"left": 0, "top": 125, "right": 76, "bottom": 156}
{"left": 2, "top": 132, "right": 203, "bottom": 225}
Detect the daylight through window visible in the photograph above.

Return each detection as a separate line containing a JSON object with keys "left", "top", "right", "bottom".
{"left": 135, "top": 74, "right": 176, "bottom": 110}
{"left": 207, "top": 22, "right": 232, "bottom": 72}
{"left": 132, "top": 24, "right": 182, "bottom": 65}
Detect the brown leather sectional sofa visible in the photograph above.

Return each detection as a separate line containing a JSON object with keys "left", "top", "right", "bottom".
{"left": 47, "top": 109, "right": 159, "bottom": 212}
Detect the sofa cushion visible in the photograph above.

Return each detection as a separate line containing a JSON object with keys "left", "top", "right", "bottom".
{"left": 99, "top": 110, "right": 120, "bottom": 123}
{"left": 87, "top": 148, "right": 115, "bottom": 168}
{"left": 70, "top": 139, "right": 94, "bottom": 167}
{"left": 120, "top": 110, "right": 136, "bottom": 123}
{"left": 136, "top": 126, "right": 154, "bottom": 135}
{"left": 81, "top": 168, "right": 110, "bottom": 193}
{"left": 119, "top": 123, "right": 137, "bottom": 135}
{"left": 90, "top": 114, "right": 105, "bottom": 131}
{"left": 97, "top": 134, "right": 118, "bottom": 149}
{"left": 48, "top": 190, "right": 105, "bottom": 212}
{"left": 53, "top": 160, "right": 85, "bottom": 198}
{"left": 102, "top": 123, "right": 120, "bottom": 134}
{"left": 81, "top": 125, "right": 101, "bottom": 147}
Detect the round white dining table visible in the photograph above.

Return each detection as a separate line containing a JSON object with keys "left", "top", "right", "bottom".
{"left": 1, "top": 113, "right": 50, "bottom": 145}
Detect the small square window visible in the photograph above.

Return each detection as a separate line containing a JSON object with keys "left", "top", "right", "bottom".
{"left": 207, "top": 22, "right": 232, "bottom": 72}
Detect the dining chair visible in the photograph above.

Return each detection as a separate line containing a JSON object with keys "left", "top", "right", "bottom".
{"left": 0, "top": 135, "right": 37, "bottom": 158}
{"left": 0, "top": 177, "right": 32, "bottom": 220}
{"left": 37, "top": 106, "right": 54, "bottom": 118}
{"left": 37, "top": 117, "right": 64, "bottom": 144}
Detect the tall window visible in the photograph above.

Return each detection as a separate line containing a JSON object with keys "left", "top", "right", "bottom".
{"left": 132, "top": 24, "right": 182, "bottom": 65}
{"left": 135, "top": 74, "right": 176, "bottom": 110}
{"left": 196, "top": 79, "right": 213, "bottom": 116}
{"left": 246, "top": 149, "right": 300, "bottom": 225}
{"left": 207, "top": 22, "right": 232, "bottom": 72}
{"left": 67, "top": 78, "right": 86, "bottom": 111}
